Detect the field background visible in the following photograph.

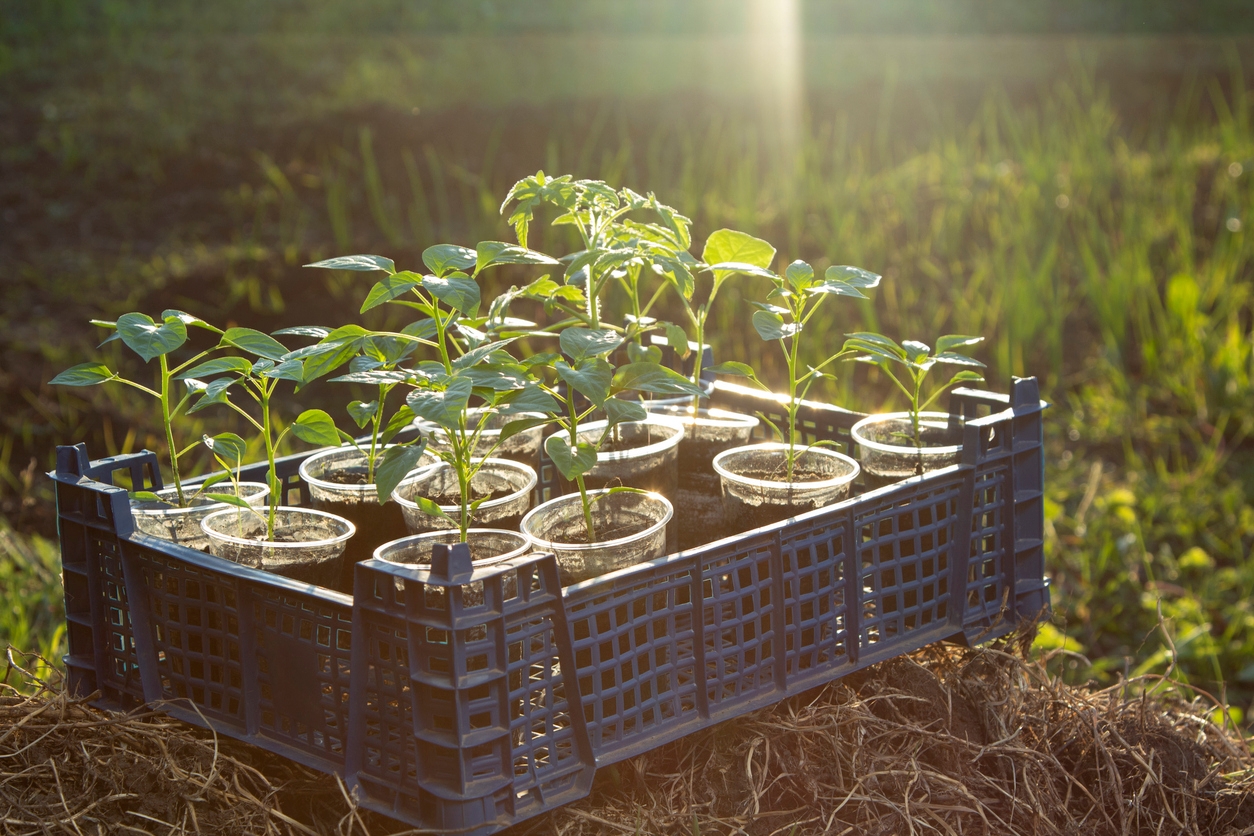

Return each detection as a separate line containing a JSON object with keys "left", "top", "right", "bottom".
{"left": 3, "top": 1, "right": 1254, "bottom": 719}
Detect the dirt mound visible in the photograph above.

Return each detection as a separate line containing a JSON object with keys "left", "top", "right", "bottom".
{"left": 4, "top": 638, "right": 1252, "bottom": 835}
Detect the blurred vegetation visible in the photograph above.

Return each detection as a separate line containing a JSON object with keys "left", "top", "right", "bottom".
{"left": 0, "top": 11, "right": 1252, "bottom": 716}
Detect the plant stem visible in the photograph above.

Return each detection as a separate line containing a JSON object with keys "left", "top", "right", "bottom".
{"left": 786, "top": 324, "right": 801, "bottom": 482}
{"left": 260, "top": 385, "right": 278, "bottom": 541}
{"left": 577, "top": 474, "right": 595, "bottom": 542}
{"left": 158, "top": 354, "right": 187, "bottom": 507}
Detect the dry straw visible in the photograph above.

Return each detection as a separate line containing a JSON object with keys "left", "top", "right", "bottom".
{"left": 4, "top": 634, "right": 1253, "bottom": 835}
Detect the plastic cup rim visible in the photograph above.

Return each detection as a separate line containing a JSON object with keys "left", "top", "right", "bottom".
{"left": 391, "top": 457, "right": 538, "bottom": 512}
{"left": 373, "top": 527, "right": 531, "bottom": 566}
{"left": 521, "top": 489, "right": 674, "bottom": 553}
{"left": 200, "top": 505, "right": 356, "bottom": 549}
{"left": 643, "top": 403, "right": 760, "bottom": 430}
{"left": 551, "top": 414, "right": 686, "bottom": 464}
{"left": 850, "top": 411, "right": 963, "bottom": 456}
{"left": 299, "top": 444, "right": 438, "bottom": 495}
{"left": 130, "top": 481, "right": 270, "bottom": 518}
{"left": 712, "top": 442, "right": 860, "bottom": 491}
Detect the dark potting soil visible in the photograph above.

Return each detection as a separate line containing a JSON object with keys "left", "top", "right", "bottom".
{"left": 311, "top": 497, "right": 410, "bottom": 593}
{"left": 541, "top": 514, "right": 654, "bottom": 546}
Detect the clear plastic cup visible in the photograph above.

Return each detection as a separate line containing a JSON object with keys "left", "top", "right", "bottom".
{"left": 130, "top": 481, "right": 269, "bottom": 550}
{"left": 850, "top": 412, "right": 962, "bottom": 480}
{"left": 549, "top": 415, "right": 685, "bottom": 498}
{"left": 201, "top": 506, "right": 355, "bottom": 589}
{"left": 521, "top": 489, "right": 672, "bottom": 585}
{"left": 713, "top": 443, "right": 859, "bottom": 533}
{"left": 374, "top": 529, "right": 532, "bottom": 606}
{"left": 299, "top": 445, "right": 438, "bottom": 592}
{"left": 392, "top": 458, "right": 537, "bottom": 534}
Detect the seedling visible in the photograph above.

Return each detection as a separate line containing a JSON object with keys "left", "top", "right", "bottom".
{"left": 527, "top": 326, "right": 705, "bottom": 540}
{"left": 500, "top": 172, "right": 697, "bottom": 352}
{"left": 50, "top": 311, "right": 226, "bottom": 507}
{"left": 308, "top": 245, "right": 558, "bottom": 541}
{"left": 711, "top": 260, "right": 881, "bottom": 480}
{"left": 667, "top": 228, "right": 777, "bottom": 409}
{"left": 176, "top": 328, "right": 344, "bottom": 540}
{"left": 842, "top": 333, "right": 986, "bottom": 446}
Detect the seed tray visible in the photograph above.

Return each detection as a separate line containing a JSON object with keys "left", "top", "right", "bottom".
{"left": 51, "top": 377, "right": 1048, "bottom": 833}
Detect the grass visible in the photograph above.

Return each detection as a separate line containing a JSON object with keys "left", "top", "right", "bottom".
{"left": 0, "top": 30, "right": 1252, "bottom": 715}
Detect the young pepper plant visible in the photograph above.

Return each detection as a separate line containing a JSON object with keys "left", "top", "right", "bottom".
{"left": 710, "top": 260, "right": 881, "bottom": 481}
{"left": 50, "top": 310, "right": 226, "bottom": 507}
{"left": 177, "top": 327, "right": 344, "bottom": 540}
{"left": 527, "top": 326, "right": 705, "bottom": 540}
{"left": 499, "top": 173, "right": 698, "bottom": 351}
{"left": 276, "top": 322, "right": 433, "bottom": 501}
{"left": 841, "top": 333, "right": 986, "bottom": 447}
{"left": 663, "top": 228, "right": 777, "bottom": 410}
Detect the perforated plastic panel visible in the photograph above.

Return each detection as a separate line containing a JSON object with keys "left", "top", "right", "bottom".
{"left": 52, "top": 377, "right": 1048, "bottom": 836}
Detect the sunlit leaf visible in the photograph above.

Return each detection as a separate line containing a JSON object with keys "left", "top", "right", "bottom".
{"left": 304, "top": 254, "right": 395, "bottom": 273}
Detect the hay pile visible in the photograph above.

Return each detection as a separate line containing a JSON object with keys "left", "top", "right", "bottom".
{"left": 536, "top": 637, "right": 1254, "bottom": 836}
{"left": 3, "top": 640, "right": 1252, "bottom": 836}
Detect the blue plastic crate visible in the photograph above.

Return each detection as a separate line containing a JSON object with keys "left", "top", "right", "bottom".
{"left": 51, "top": 377, "right": 1048, "bottom": 834}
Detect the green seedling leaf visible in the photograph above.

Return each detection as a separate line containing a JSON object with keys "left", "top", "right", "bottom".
{"left": 174, "top": 356, "right": 254, "bottom": 380}
{"left": 545, "top": 435, "right": 598, "bottom": 481}
{"left": 627, "top": 343, "right": 663, "bottom": 364}
{"left": 707, "top": 361, "right": 768, "bottom": 389}
{"left": 784, "top": 260, "right": 815, "bottom": 290}
{"left": 162, "top": 310, "right": 219, "bottom": 332}
{"left": 204, "top": 493, "right": 255, "bottom": 509}
{"left": 824, "top": 265, "right": 882, "bottom": 289}
{"left": 664, "top": 324, "right": 691, "bottom": 357}
{"left": 117, "top": 312, "right": 188, "bottom": 362}
{"left": 130, "top": 490, "right": 163, "bottom": 503}
{"left": 375, "top": 443, "right": 429, "bottom": 503}
{"left": 498, "top": 384, "right": 560, "bottom": 415}
{"left": 453, "top": 337, "right": 517, "bottom": 370}
{"left": 188, "top": 377, "right": 235, "bottom": 414}
{"left": 809, "top": 279, "right": 869, "bottom": 299}
{"left": 422, "top": 244, "right": 477, "bottom": 276}
{"left": 560, "top": 327, "right": 622, "bottom": 362}
{"left": 262, "top": 359, "right": 307, "bottom": 384}
{"left": 329, "top": 369, "right": 410, "bottom": 385}
{"left": 705, "top": 262, "right": 779, "bottom": 281}
{"left": 422, "top": 274, "right": 481, "bottom": 316}
{"left": 611, "top": 363, "right": 706, "bottom": 397}
{"left": 348, "top": 400, "right": 379, "bottom": 428}
{"left": 222, "top": 327, "right": 288, "bottom": 361}
{"left": 936, "top": 334, "right": 985, "bottom": 353}
{"left": 752, "top": 310, "right": 801, "bottom": 341}
{"left": 203, "top": 432, "right": 248, "bottom": 465}
{"left": 406, "top": 376, "right": 473, "bottom": 428}
{"left": 305, "top": 254, "right": 395, "bottom": 273}
{"left": 933, "top": 352, "right": 986, "bottom": 368}
{"left": 360, "top": 272, "right": 423, "bottom": 312}
{"left": 273, "top": 325, "right": 332, "bottom": 339}
{"left": 464, "top": 364, "right": 528, "bottom": 391}
{"left": 499, "top": 416, "right": 551, "bottom": 443}
{"left": 380, "top": 405, "right": 416, "bottom": 444}
{"left": 555, "top": 358, "right": 612, "bottom": 406}
{"left": 50, "top": 362, "right": 116, "bottom": 386}
{"left": 947, "top": 369, "right": 985, "bottom": 385}
{"left": 200, "top": 472, "right": 230, "bottom": 489}
{"left": 604, "top": 397, "right": 648, "bottom": 426}
{"left": 413, "top": 495, "right": 452, "bottom": 522}
{"left": 702, "top": 229, "right": 776, "bottom": 281}
{"left": 475, "top": 241, "right": 560, "bottom": 275}
{"left": 901, "top": 340, "right": 932, "bottom": 364}
{"left": 290, "top": 409, "right": 342, "bottom": 447}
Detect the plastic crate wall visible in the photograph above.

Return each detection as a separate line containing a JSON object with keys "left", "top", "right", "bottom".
{"left": 344, "top": 377, "right": 1048, "bottom": 832}
{"left": 52, "top": 377, "right": 1048, "bottom": 836}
